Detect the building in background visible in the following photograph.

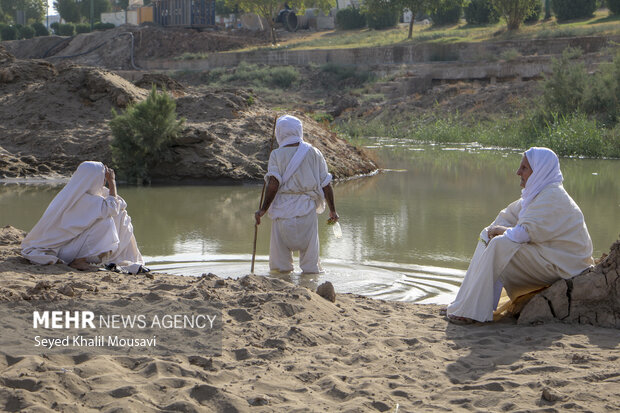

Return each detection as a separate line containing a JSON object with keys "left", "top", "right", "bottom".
{"left": 152, "top": 0, "right": 215, "bottom": 27}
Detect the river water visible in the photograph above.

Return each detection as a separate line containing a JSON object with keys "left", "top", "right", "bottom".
{"left": 1, "top": 142, "right": 618, "bottom": 304}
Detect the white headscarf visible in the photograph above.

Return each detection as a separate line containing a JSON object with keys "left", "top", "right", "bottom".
{"left": 22, "top": 161, "right": 110, "bottom": 263}
{"left": 275, "top": 115, "right": 312, "bottom": 184}
{"left": 519, "top": 147, "right": 563, "bottom": 218}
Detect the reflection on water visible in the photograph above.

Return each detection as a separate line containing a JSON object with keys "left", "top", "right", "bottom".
{"left": 1, "top": 143, "right": 618, "bottom": 304}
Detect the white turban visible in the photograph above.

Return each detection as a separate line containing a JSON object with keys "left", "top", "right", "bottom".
{"left": 275, "top": 115, "right": 304, "bottom": 147}
{"left": 519, "top": 147, "right": 564, "bottom": 217}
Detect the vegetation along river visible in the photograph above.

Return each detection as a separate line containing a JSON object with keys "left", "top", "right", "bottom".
{"left": 1, "top": 142, "right": 618, "bottom": 304}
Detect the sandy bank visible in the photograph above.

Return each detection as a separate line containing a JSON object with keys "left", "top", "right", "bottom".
{"left": 0, "top": 226, "right": 619, "bottom": 412}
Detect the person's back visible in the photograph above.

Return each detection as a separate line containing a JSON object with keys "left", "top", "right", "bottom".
{"left": 255, "top": 115, "right": 338, "bottom": 274}
{"left": 517, "top": 183, "right": 593, "bottom": 276}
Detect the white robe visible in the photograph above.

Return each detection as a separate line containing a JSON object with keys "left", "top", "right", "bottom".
{"left": 21, "top": 161, "right": 144, "bottom": 273}
{"left": 447, "top": 183, "right": 594, "bottom": 322}
{"left": 265, "top": 145, "right": 332, "bottom": 273}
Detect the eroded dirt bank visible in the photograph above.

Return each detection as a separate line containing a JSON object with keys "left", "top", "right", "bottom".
{"left": 0, "top": 46, "right": 377, "bottom": 182}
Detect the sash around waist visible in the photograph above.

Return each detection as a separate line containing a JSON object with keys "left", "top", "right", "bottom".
{"left": 279, "top": 190, "right": 312, "bottom": 196}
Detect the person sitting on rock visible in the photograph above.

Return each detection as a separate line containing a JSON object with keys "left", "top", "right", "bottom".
{"left": 21, "top": 161, "right": 147, "bottom": 274}
{"left": 446, "top": 147, "right": 594, "bottom": 324}
{"left": 255, "top": 114, "right": 338, "bottom": 274}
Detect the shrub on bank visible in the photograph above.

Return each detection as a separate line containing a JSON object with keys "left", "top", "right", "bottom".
{"left": 320, "top": 62, "right": 375, "bottom": 86}
{"left": 19, "top": 25, "right": 35, "bottom": 39}
{"left": 76, "top": 23, "right": 91, "bottom": 33}
{"left": 464, "top": 0, "right": 500, "bottom": 25}
{"left": 217, "top": 62, "right": 300, "bottom": 88}
{"left": 336, "top": 6, "right": 367, "bottom": 30}
{"left": 94, "top": 22, "right": 115, "bottom": 30}
{"left": 430, "top": 0, "right": 464, "bottom": 25}
{"left": 50, "top": 22, "right": 60, "bottom": 34}
{"left": 607, "top": 0, "right": 620, "bottom": 14}
{"left": 32, "top": 22, "right": 49, "bottom": 36}
{"left": 0, "top": 25, "right": 17, "bottom": 40}
{"left": 58, "top": 23, "right": 76, "bottom": 36}
{"left": 110, "top": 86, "right": 185, "bottom": 184}
{"left": 551, "top": 0, "right": 596, "bottom": 21}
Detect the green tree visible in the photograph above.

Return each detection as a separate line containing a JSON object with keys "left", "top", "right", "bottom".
{"left": 396, "top": 0, "right": 431, "bottom": 38}
{"left": 77, "top": 0, "right": 110, "bottom": 23}
{"left": 363, "top": 0, "right": 399, "bottom": 29}
{"left": 54, "top": 0, "right": 80, "bottom": 22}
{"left": 227, "top": 0, "right": 335, "bottom": 44}
{"left": 110, "top": 86, "right": 185, "bottom": 184}
{"left": 1, "top": 0, "right": 45, "bottom": 23}
{"left": 493, "top": 0, "right": 536, "bottom": 30}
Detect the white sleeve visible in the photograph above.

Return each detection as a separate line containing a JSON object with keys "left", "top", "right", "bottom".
{"left": 264, "top": 152, "right": 282, "bottom": 184}
{"left": 505, "top": 224, "right": 531, "bottom": 243}
{"left": 317, "top": 150, "right": 332, "bottom": 187}
{"left": 102, "top": 196, "right": 122, "bottom": 217}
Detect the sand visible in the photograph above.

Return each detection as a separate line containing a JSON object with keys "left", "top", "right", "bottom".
{"left": 1, "top": 226, "right": 619, "bottom": 412}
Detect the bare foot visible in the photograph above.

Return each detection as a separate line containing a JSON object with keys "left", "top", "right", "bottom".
{"left": 69, "top": 258, "right": 91, "bottom": 271}
{"left": 446, "top": 314, "right": 476, "bottom": 325}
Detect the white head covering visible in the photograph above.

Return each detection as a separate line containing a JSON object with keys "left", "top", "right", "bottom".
{"left": 275, "top": 115, "right": 313, "bottom": 185}
{"left": 275, "top": 115, "right": 304, "bottom": 147}
{"left": 519, "top": 147, "right": 563, "bottom": 217}
{"left": 22, "top": 161, "right": 109, "bottom": 262}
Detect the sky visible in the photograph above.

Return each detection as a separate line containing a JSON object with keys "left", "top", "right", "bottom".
{"left": 47, "top": 0, "right": 58, "bottom": 16}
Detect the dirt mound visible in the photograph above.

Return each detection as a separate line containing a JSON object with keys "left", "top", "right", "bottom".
{"left": 3, "top": 25, "right": 270, "bottom": 70}
{"left": 0, "top": 226, "right": 26, "bottom": 246}
{"left": 134, "top": 73, "right": 185, "bottom": 95}
{"left": 0, "top": 58, "right": 149, "bottom": 177}
{"left": 0, "top": 56, "right": 376, "bottom": 181}
{"left": 0, "top": 45, "right": 57, "bottom": 84}
{"left": 151, "top": 89, "right": 377, "bottom": 182}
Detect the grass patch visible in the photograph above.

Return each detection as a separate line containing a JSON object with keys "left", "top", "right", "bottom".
{"left": 174, "top": 52, "right": 209, "bottom": 61}
{"left": 201, "top": 61, "right": 300, "bottom": 88}
{"left": 242, "top": 10, "right": 618, "bottom": 52}
{"left": 336, "top": 112, "right": 620, "bottom": 158}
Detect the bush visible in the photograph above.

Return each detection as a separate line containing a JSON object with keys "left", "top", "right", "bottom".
{"left": 583, "top": 53, "right": 620, "bottom": 124}
{"left": 75, "top": 23, "right": 90, "bottom": 33}
{"left": 50, "top": 22, "right": 60, "bottom": 34}
{"left": 320, "top": 62, "right": 375, "bottom": 86}
{"left": 32, "top": 22, "right": 49, "bottom": 36}
{"left": 430, "top": 0, "right": 464, "bottom": 25}
{"left": 336, "top": 6, "right": 367, "bottom": 30}
{"left": 464, "top": 0, "right": 500, "bottom": 24}
{"left": 365, "top": 7, "right": 399, "bottom": 29}
{"left": 0, "top": 25, "right": 17, "bottom": 40}
{"left": 19, "top": 25, "right": 35, "bottom": 39}
{"left": 217, "top": 61, "right": 299, "bottom": 88}
{"left": 58, "top": 23, "right": 75, "bottom": 36}
{"left": 524, "top": 0, "right": 542, "bottom": 22}
{"left": 543, "top": 48, "right": 587, "bottom": 115}
{"left": 110, "top": 86, "right": 185, "bottom": 184}
{"left": 607, "top": 0, "right": 620, "bottom": 14}
{"left": 551, "top": 0, "right": 596, "bottom": 21}
{"left": 93, "top": 22, "right": 115, "bottom": 30}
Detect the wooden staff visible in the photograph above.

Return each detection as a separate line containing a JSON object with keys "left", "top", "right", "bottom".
{"left": 251, "top": 115, "right": 277, "bottom": 274}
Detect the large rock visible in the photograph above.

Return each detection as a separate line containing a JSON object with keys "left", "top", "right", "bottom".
{"left": 518, "top": 239, "right": 620, "bottom": 328}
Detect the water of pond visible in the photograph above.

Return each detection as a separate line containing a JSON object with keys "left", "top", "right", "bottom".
{"left": 1, "top": 142, "right": 618, "bottom": 305}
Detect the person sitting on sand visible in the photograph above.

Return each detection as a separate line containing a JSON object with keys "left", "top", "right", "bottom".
{"left": 255, "top": 114, "right": 338, "bottom": 274}
{"left": 446, "top": 147, "right": 594, "bottom": 324}
{"left": 21, "top": 161, "right": 147, "bottom": 274}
